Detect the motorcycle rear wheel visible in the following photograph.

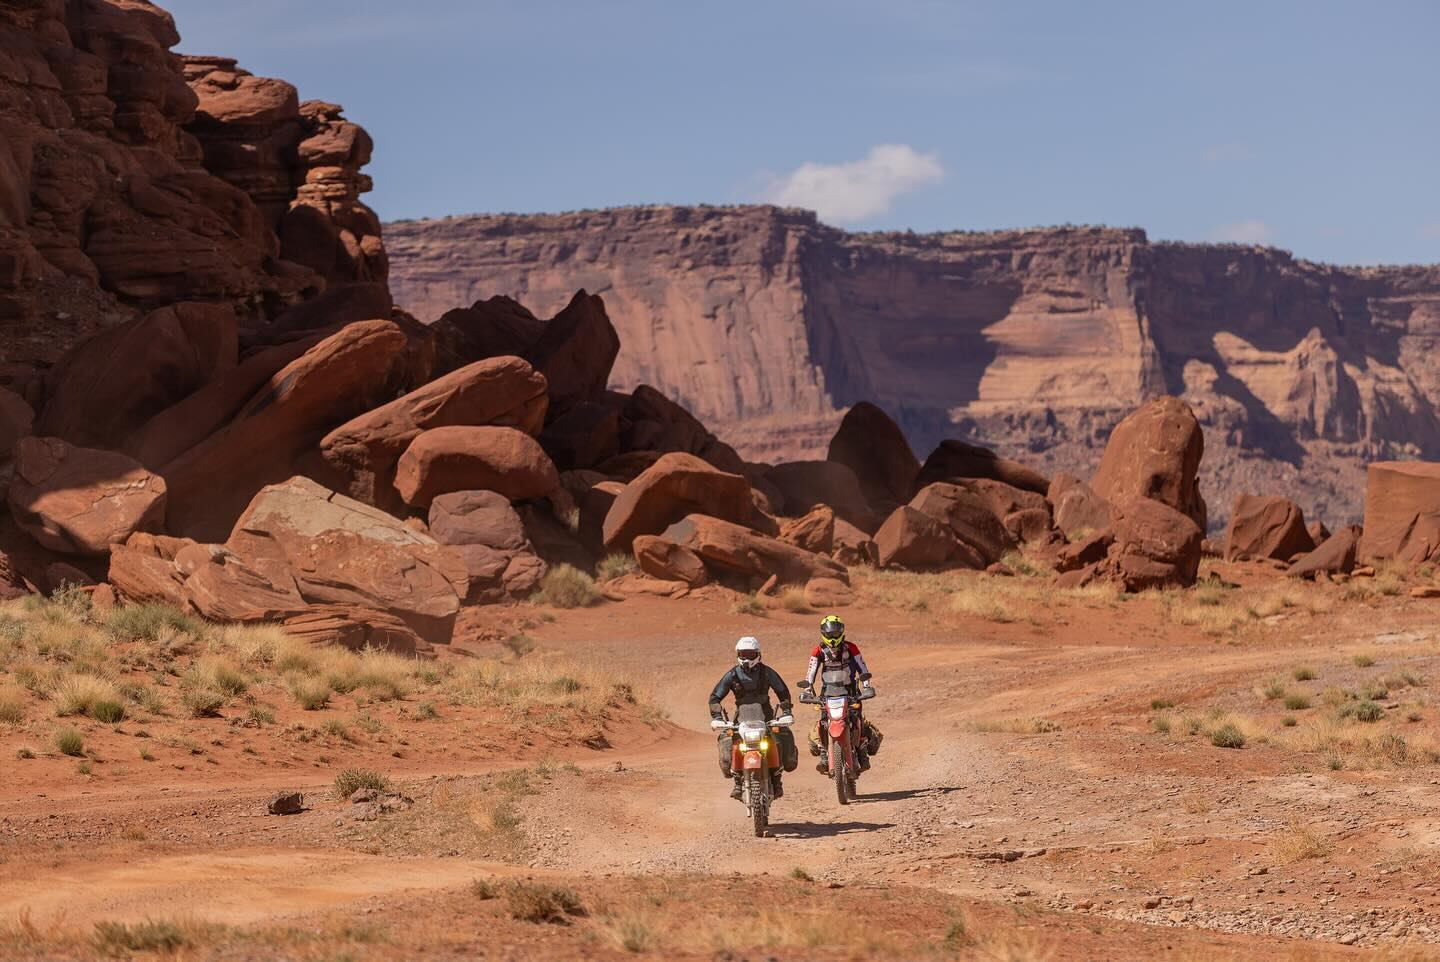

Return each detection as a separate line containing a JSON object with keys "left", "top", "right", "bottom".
{"left": 830, "top": 741, "right": 848, "bottom": 805}
{"left": 748, "top": 771, "right": 767, "bottom": 837}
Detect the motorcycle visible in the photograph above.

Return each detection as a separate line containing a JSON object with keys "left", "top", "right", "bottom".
{"left": 711, "top": 702, "right": 795, "bottom": 837}
{"left": 798, "top": 668, "right": 876, "bottom": 805}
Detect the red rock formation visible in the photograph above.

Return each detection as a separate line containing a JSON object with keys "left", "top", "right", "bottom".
{"left": 1224, "top": 495, "right": 1314, "bottom": 562}
{"left": 0, "top": 0, "right": 385, "bottom": 386}
{"left": 1361, "top": 461, "right": 1440, "bottom": 564}
{"left": 387, "top": 206, "right": 1440, "bottom": 531}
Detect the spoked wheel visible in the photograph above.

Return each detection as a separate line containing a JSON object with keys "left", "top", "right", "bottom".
{"left": 748, "top": 771, "right": 767, "bottom": 837}
{"left": 830, "top": 742, "right": 848, "bottom": 805}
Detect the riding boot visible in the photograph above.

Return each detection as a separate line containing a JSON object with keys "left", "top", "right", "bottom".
{"left": 857, "top": 748, "right": 871, "bottom": 772}
{"left": 772, "top": 771, "right": 784, "bottom": 799}
{"left": 730, "top": 775, "right": 744, "bottom": 800}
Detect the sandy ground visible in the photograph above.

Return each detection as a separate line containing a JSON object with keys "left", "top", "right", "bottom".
{"left": 4, "top": 562, "right": 1440, "bottom": 960}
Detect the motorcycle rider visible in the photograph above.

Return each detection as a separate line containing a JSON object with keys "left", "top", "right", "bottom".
{"left": 801, "top": 614, "right": 882, "bottom": 773}
{"left": 708, "top": 636, "right": 798, "bottom": 801}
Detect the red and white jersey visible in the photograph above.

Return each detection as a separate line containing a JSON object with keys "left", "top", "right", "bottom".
{"left": 804, "top": 641, "right": 870, "bottom": 688}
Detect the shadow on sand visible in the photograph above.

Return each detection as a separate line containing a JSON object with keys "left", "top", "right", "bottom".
{"left": 768, "top": 820, "right": 896, "bottom": 839}
{"left": 851, "top": 785, "right": 965, "bottom": 804}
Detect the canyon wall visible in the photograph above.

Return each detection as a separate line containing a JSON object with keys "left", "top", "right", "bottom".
{"left": 387, "top": 206, "right": 1440, "bottom": 529}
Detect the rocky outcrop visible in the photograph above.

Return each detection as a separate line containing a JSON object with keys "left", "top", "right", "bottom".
{"left": 826, "top": 402, "right": 919, "bottom": 510}
{"left": 1224, "top": 495, "right": 1314, "bottom": 562}
{"left": 1289, "top": 526, "right": 1361, "bottom": 579}
{"left": 387, "top": 206, "right": 1440, "bottom": 531}
{"left": 8, "top": 437, "right": 166, "bottom": 556}
{"left": 1361, "top": 461, "right": 1440, "bottom": 564}
{"left": 914, "top": 440, "right": 1049, "bottom": 496}
{"left": 661, "top": 514, "right": 848, "bottom": 587}
{"left": 908, "top": 481, "right": 1017, "bottom": 566}
{"left": 1092, "top": 397, "right": 1207, "bottom": 531}
{"left": 0, "top": 0, "right": 385, "bottom": 386}
{"left": 428, "top": 490, "right": 546, "bottom": 603}
{"left": 875, "top": 506, "right": 970, "bottom": 570}
{"left": 1047, "top": 473, "right": 1111, "bottom": 539}
{"left": 601, "top": 452, "right": 754, "bottom": 554}
{"left": 632, "top": 534, "right": 708, "bottom": 587}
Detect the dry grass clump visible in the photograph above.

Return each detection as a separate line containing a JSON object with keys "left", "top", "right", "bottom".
{"left": 1163, "top": 585, "right": 1332, "bottom": 636}
{"left": 777, "top": 587, "right": 810, "bottom": 612}
{"left": 595, "top": 554, "right": 637, "bottom": 582}
{"left": 52, "top": 674, "right": 125, "bottom": 722}
{"left": 731, "top": 593, "right": 766, "bottom": 616}
{"left": 0, "top": 684, "right": 25, "bottom": 724}
{"left": 969, "top": 717, "right": 1061, "bottom": 735}
{"left": 1269, "top": 820, "right": 1332, "bottom": 863}
{"left": 534, "top": 565, "right": 600, "bottom": 609}
{"left": 334, "top": 768, "right": 391, "bottom": 799}
{"left": 852, "top": 566, "right": 1119, "bottom": 621}
{"left": 505, "top": 882, "right": 586, "bottom": 924}
{"left": 949, "top": 584, "right": 1019, "bottom": 624}
{"left": 54, "top": 725, "right": 84, "bottom": 757}
{"left": 444, "top": 656, "right": 647, "bottom": 721}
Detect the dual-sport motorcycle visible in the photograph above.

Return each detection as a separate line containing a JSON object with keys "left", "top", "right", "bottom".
{"left": 711, "top": 703, "right": 795, "bottom": 836}
{"left": 798, "top": 668, "right": 876, "bottom": 805}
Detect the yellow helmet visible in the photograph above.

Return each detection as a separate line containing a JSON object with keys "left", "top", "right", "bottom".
{"left": 819, "top": 614, "right": 845, "bottom": 649}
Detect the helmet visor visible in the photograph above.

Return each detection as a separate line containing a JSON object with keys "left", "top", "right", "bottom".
{"left": 736, "top": 650, "right": 761, "bottom": 664}
{"left": 820, "top": 620, "right": 845, "bottom": 641}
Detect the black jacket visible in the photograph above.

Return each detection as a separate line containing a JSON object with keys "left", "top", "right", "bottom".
{"left": 708, "top": 663, "right": 792, "bottom": 720}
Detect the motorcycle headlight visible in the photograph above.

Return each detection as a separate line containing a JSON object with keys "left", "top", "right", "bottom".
{"left": 739, "top": 723, "right": 766, "bottom": 745}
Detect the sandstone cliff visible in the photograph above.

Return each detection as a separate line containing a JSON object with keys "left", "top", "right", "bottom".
{"left": 0, "top": 0, "right": 386, "bottom": 400}
{"left": 387, "top": 206, "right": 1440, "bottom": 529}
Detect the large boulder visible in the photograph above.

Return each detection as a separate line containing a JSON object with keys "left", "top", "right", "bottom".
{"left": 8, "top": 438, "right": 167, "bottom": 556}
{"left": 126, "top": 329, "right": 332, "bottom": 467}
{"left": 832, "top": 518, "right": 879, "bottom": 567}
{"left": 620, "top": 386, "right": 746, "bottom": 476}
{"left": 226, "top": 478, "right": 464, "bottom": 646}
{"left": 909, "top": 481, "right": 1017, "bottom": 565}
{"left": 429, "top": 296, "right": 545, "bottom": 377}
{"left": 0, "top": 388, "right": 34, "bottom": 459}
{"left": 765, "top": 461, "right": 878, "bottom": 533}
{"left": 394, "top": 426, "right": 559, "bottom": 508}
{"left": 1092, "top": 396, "right": 1207, "bottom": 531}
{"left": 967, "top": 478, "right": 1057, "bottom": 546}
{"left": 107, "top": 533, "right": 193, "bottom": 610}
{"left": 914, "top": 440, "right": 1049, "bottom": 496}
{"left": 539, "top": 401, "right": 622, "bottom": 472}
{"left": 1224, "top": 494, "right": 1314, "bottom": 561}
{"left": 428, "top": 490, "right": 546, "bottom": 603}
{"left": 525, "top": 290, "right": 620, "bottom": 421}
{"left": 37, "top": 303, "right": 238, "bottom": 449}
{"left": 1102, "top": 496, "right": 1203, "bottom": 591}
{"left": 875, "top": 505, "right": 979, "bottom": 570}
{"left": 1360, "top": 462, "right": 1440, "bottom": 565}
{"left": 1047, "top": 473, "right": 1112, "bottom": 539}
{"left": 662, "top": 514, "right": 848, "bottom": 587}
{"left": 1289, "top": 526, "right": 1362, "bottom": 580}
{"left": 632, "top": 534, "right": 709, "bottom": 587}
{"left": 162, "top": 320, "right": 412, "bottom": 541}
{"left": 779, "top": 505, "right": 835, "bottom": 555}
{"left": 601, "top": 452, "right": 754, "bottom": 554}
{"left": 826, "top": 402, "right": 920, "bottom": 509}
{"left": 319, "top": 355, "right": 549, "bottom": 512}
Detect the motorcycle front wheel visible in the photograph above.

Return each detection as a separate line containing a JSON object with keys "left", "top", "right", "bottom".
{"left": 748, "top": 771, "right": 767, "bottom": 837}
{"left": 830, "top": 741, "right": 848, "bottom": 805}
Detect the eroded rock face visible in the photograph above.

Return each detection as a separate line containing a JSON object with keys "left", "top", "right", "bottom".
{"left": 1092, "top": 397, "right": 1207, "bottom": 531}
{"left": 632, "top": 534, "right": 708, "bottom": 587}
{"left": 765, "top": 461, "right": 877, "bottom": 533}
{"left": 389, "top": 206, "right": 1440, "bottom": 531}
{"left": 0, "top": 1, "right": 386, "bottom": 382}
{"left": 1290, "top": 526, "right": 1361, "bottom": 579}
{"left": 1224, "top": 495, "right": 1314, "bottom": 561}
{"left": 908, "top": 481, "right": 1016, "bottom": 566}
{"left": 914, "top": 440, "right": 1049, "bottom": 497}
{"left": 1082, "top": 497, "right": 1203, "bottom": 591}
{"left": 1047, "top": 473, "right": 1112, "bottom": 539}
{"left": 1361, "top": 461, "right": 1440, "bottom": 564}
{"left": 9, "top": 437, "right": 166, "bottom": 556}
{"left": 428, "top": 490, "right": 546, "bottom": 603}
{"left": 875, "top": 505, "right": 970, "bottom": 570}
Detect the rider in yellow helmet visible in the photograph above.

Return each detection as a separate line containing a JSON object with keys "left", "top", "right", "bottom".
{"left": 800, "top": 614, "right": 882, "bottom": 773}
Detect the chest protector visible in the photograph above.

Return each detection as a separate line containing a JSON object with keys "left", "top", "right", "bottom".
{"left": 729, "top": 664, "right": 769, "bottom": 702}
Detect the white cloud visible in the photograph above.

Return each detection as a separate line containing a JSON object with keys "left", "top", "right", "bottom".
{"left": 1208, "top": 220, "right": 1275, "bottom": 244}
{"left": 760, "top": 145, "right": 944, "bottom": 224}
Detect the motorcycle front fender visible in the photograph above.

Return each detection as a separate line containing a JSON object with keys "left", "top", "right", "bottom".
{"left": 828, "top": 720, "right": 847, "bottom": 739}
{"left": 742, "top": 750, "right": 764, "bottom": 770}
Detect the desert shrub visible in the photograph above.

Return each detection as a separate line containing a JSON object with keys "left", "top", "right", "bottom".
{"left": 182, "top": 688, "right": 225, "bottom": 718}
{"left": 950, "top": 586, "right": 1017, "bottom": 624}
{"left": 1150, "top": 698, "right": 1175, "bottom": 710}
{"left": 416, "top": 701, "right": 438, "bottom": 720}
{"left": 1283, "top": 694, "right": 1311, "bottom": 711}
{"left": 778, "top": 587, "right": 809, "bottom": 612}
{"left": 595, "top": 553, "right": 637, "bottom": 582}
{"left": 1281, "top": 715, "right": 1298, "bottom": 727}
{"left": 334, "top": 768, "right": 390, "bottom": 799}
{"left": 0, "top": 686, "right": 26, "bottom": 724}
{"left": 1210, "top": 723, "right": 1246, "bottom": 749}
{"left": 790, "top": 866, "right": 814, "bottom": 881}
{"left": 504, "top": 633, "right": 535, "bottom": 658}
{"left": 1353, "top": 654, "right": 1376, "bottom": 668}
{"left": 107, "top": 603, "right": 203, "bottom": 641}
{"left": 247, "top": 705, "right": 275, "bottom": 725}
{"left": 93, "top": 919, "right": 193, "bottom": 954}
{"left": 53, "top": 674, "right": 124, "bottom": 719}
{"left": 1353, "top": 700, "right": 1384, "bottom": 723}
{"left": 535, "top": 565, "right": 599, "bottom": 609}
{"left": 1292, "top": 666, "right": 1317, "bottom": 681}
{"left": 55, "top": 726, "right": 84, "bottom": 757}
{"left": 1152, "top": 716, "right": 1172, "bottom": 734}
{"left": 286, "top": 674, "right": 331, "bottom": 710}
{"left": 1270, "top": 820, "right": 1331, "bottom": 863}
{"left": 1261, "top": 681, "right": 1286, "bottom": 701}
{"left": 185, "top": 657, "right": 248, "bottom": 698}
{"left": 731, "top": 593, "right": 766, "bottom": 616}
{"left": 471, "top": 878, "right": 499, "bottom": 900}
{"left": 506, "top": 882, "right": 586, "bottom": 924}
{"left": 90, "top": 699, "right": 125, "bottom": 723}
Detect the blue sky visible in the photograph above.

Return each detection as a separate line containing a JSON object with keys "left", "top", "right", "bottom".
{"left": 163, "top": 0, "right": 1439, "bottom": 266}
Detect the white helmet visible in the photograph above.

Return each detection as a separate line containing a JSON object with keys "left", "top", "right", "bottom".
{"left": 735, "top": 636, "right": 761, "bottom": 668}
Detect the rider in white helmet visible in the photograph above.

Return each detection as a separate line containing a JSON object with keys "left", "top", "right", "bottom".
{"left": 708, "top": 636, "right": 797, "bottom": 800}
